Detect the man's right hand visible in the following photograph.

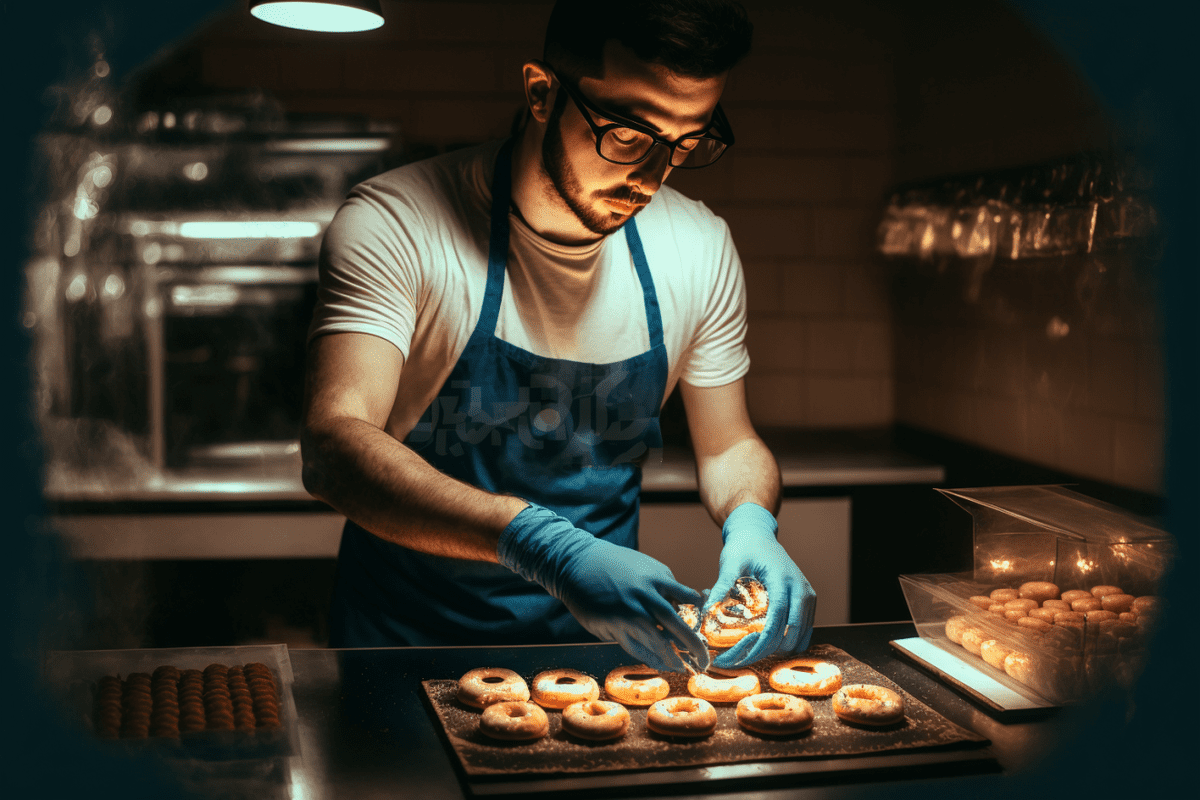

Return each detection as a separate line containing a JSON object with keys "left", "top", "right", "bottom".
{"left": 498, "top": 504, "right": 710, "bottom": 672}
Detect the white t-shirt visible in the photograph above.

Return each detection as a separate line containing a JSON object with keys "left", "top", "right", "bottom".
{"left": 309, "top": 140, "right": 750, "bottom": 440}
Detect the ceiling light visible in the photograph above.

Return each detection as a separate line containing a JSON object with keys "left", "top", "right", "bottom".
{"left": 248, "top": 1, "right": 385, "bottom": 33}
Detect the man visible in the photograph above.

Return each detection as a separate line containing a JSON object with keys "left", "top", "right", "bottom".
{"left": 301, "top": 0, "right": 816, "bottom": 673}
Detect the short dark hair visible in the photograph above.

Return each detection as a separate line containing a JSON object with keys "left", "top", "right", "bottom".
{"left": 543, "top": 0, "right": 753, "bottom": 81}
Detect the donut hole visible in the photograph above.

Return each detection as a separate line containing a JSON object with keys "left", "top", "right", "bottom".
{"left": 585, "top": 702, "right": 608, "bottom": 716}
{"left": 625, "top": 672, "right": 658, "bottom": 681}
{"left": 555, "top": 677, "right": 577, "bottom": 685}
{"left": 675, "top": 700, "right": 699, "bottom": 712}
{"left": 790, "top": 666, "right": 816, "bottom": 675}
{"left": 481, "top": 677, "right": 505, "bottom": 684}
{"left": 846, "top": 688, "right": 875, "bottom": 700}
{"left": 756, "top": 698, "right": 788, "bottom": 711}
{"left": 506, "top": 707, "right": 529, "bottom": 719}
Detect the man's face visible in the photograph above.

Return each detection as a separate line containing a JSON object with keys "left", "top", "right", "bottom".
{"left": 540, "top": 41, "right": 727, "bottom": 238}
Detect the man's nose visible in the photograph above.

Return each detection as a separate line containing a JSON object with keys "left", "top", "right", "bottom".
{"left": 628, "top": 145, "right": 673, "bottom": 196}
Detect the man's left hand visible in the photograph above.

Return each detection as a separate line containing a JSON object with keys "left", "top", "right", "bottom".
{"left": 704, "top": 502, "right": 816, "bottom": 668}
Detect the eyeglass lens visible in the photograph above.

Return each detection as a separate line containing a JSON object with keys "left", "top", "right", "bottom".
{"left": 599, "top": 128, "right": 725, "bottom": 168}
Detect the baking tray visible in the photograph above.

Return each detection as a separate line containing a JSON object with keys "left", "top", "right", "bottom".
{"left": 43, "top": 644, "right": 300, "bottom": 762}
{"left": 422, "top": 644, "right": 993, "bottom": 794}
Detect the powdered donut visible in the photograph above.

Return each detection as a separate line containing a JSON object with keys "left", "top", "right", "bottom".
{"left": 736, "top": 692, "right": 814, "bottom": 736}
{"left": 768, "top": 658, "right": 843, "bottom": 697}
{"left": 832, "top": 684, "right": 905, "bottom": 727}
{"left": 530, "top": 669, "right": 599, "bottom": 710}
{"left": 561, "top": 699, "right": 630, "bottom": 741}
{"left": 478, "top": 701, "right": 549, "bottom": 741}
{"left": 457, "top": 668, "right": 530, "bottom": 709}
{"left": 646, "top": 696, "right": 718, "bottom": 738}
{"left": 604, "top": 666, "right": 669, "bottom": 706}
{"left": 687, "top": 667, "right": 760, "bottom": 703}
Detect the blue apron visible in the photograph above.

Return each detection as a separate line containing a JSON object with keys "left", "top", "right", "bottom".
{"left": 328, "top": 140, "right": 669, "bottom": 647}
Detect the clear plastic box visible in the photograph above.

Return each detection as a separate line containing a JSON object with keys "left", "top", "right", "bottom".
{"left": 899, "top": 486, "right": 1173, "bottom": 705}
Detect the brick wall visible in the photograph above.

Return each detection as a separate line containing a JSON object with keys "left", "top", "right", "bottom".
{"left": 889, "top": 0, "right": 1164, "bottom": 494}
{"left": 143, "top": 0, "right": 900, "bottom": 430}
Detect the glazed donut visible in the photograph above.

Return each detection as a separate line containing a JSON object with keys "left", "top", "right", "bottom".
{"left": 736, "top": 692, "right": 814, "bottom": 736}
{"left": 1101, "top": 594, "right": 1135, "bottom": 614}
{"left": 687, "top": 667, "right": 760, "bottom": 703}
{"left": 1017, "top": 616, "right": 1052, "bottom": 633}
{"left": 945, "top": 615, "right": 970, "bottom": 644}
{"left": 989, "top": 588, "right": 1020, "bottom": 603}
{"left": 457, "top": 668, "right": 530, "bottom": 709}
{"left": 699, "top": 578, "right": 769, "bottom": 648}
{"left": 979, "top": 639, "right": 1013, "bottom": 669}
{"left": 478, "top": 701, "right": 549, "bottom": 741}
{"left": 1004, "top": 608, "right": 1030, "bottom": 622}
{"left": 968, "top": 595, "right": 993, "bottom": 610}
{"left": 832, "top": 684, "right": 905, "bottom": 727}
{"left": 1085, "top": 609, "right": 1119, "bottom": 623}
{"left": 1003, "top": 651, "right": 1036, "bottom": 684}
{"left": 1019, "top": 581, "right": 1060, "bottom": 603}
{"left": 646, "top": 696, "right": 718, "bottom": 738}
{"left": 768, "top": 658, "right": 843, "bottom": 697}
{"left": 561, "top": 699, "right": 630, "bottom": 741}
{"left": 677, "top": 603, "right": 701, "bottom": 630}
{"left": 531, "top": 669, "right": 599, "bottom": 710}
{"left": 604, "top": 666, "right": 670, "bottom": 706}
{"left": 1028, "top": 607, "right": 1059, "bottom": 623}
{"left": 1090, "top": 585, "right": 1123, "bottom": 598}
{"left": 1053, "top": 610, "right": 1086, "bottom": 626}
{"left": 1061, "top": 589, "right": 1093, "bottom": 604}
{"left": 1131, "top": 596, "right": 1161, "bottom": 614}
{"left": 1042, "top": 599, "right": 1071, "bottom": 611}
{"left": 1071, "top": 597, "right": 1103, "bottom": 613}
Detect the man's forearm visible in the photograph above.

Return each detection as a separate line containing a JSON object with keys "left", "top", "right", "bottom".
{"left": 694, "top": 434, "right": 782, "bottom": 526}
{"left": 301, "top": 416, "right": 528, "bottom": 562}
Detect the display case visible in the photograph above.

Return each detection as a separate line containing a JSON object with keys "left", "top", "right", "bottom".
{"left": 899, "top": 486, "right": 1172, "bottom": 705}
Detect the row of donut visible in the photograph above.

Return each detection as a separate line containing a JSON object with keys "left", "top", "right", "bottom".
{"left": 945, "top": 583, "right": 1160, "bottom": 688}
{"left": 456, "top": 659, "right": 905, "bottom": 742}
{"left": 93, "top": 663, "right": 280, "bottom": 739}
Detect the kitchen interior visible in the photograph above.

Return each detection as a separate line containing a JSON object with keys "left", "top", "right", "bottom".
{"left": 20, "top": 0, "right": 1186, "bottom": 797}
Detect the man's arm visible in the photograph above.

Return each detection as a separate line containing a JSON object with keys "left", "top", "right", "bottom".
{"left": 680, "top": 378, "right": 816, "bottom": 667}
{"left": 679, "top": 378, "right": 780, "bottom": 524}
{"left": 300, "top": 331, "right": 528, "bottom": 562}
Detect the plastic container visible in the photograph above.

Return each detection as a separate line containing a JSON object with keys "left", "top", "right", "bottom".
{"left": 899, "top": 486, "right": 1172, "bottom": 705}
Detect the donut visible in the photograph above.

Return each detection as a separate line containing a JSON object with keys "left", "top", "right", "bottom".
{"left": 1086, "top": 609, "right": 1119, "bottom": 623}
{"left": 1119, "top": 611, "right": 1138, "bottom": 623}
{"left": 768, "top": 658, "right": 843, "bottom": 697}
{"left": 960, "top": 627, "right": 988, "bottom": 656}
{"left": 736, "top": 692, "right": 814, "bottom": 736}
{"left": 832, "top": 684, "right": 905, "bottom": 727}
{"left": 699, "top": 578, "right": 769, "bottom": 648}
{"left": 1019, "top": 581, "right": 1060, "bottom": 603}
{"left": 945, "top": 615, "right": 970, "bottom": 644}
{"left": 646, "top": 697, "right": 718, "bottom": 738}
{"left": 1004, "top": 609, "right": 1029, "bottom": 622}
{"left": 968, "top": 596, "right": 993, "bottom": 610}
{"left": 1028, "top": 607, "right": 1059, "bottom": 623}
{"left": 1017, "top": 616, "right": 1052, "bottom": 633}
{"left": 1071, "top": 597, "right": 1103, "bottom": 612}
{"left": 677, "top": 603, "right": 700, "bottom": 630}
{"left": 1131, "top": 596, "right": 1161, "bottom": 614}
{"left": 457, "top": 668, "right": 530, "bottom": 709}
{"left": 1042, "top": 599, "right": 1071, "bottom": 611}
{"left": 687, "top": 667, "right": 760, "bottom": 703}
{"left": 989, "top": 588, "right": 1020, "bottom": 602}
{"left": 1004, "top": 651, "right": 1036, "bottom": 684}
{"left": 604, "top": 666, "right": 670, "bottom": 706}
{"left": 979, "top": 639, "right": 1013, "bottom": 669}
{"left": 531, "top": 669, "right": 600, "bottom": 710}
{"left": 1061, "top": 589, "right": 1093, "bottom": 603}
{"left": 1101, "top": 594, "right": 1135, "bottom": 614}
{"left": 1054, "top": 610, "right": 1086, "bottom": 626}
{"left": 1004, "top": 598, "right": 1039, "bottom": 613}
{"left": 1090, "top": 585, "right": 1123, "bottom": 598}
{"left": 561, "top": 700, "right": 630, "bottom": 741}
{"left": 478, "top": 701, "right": 549, "bottom": 741}
{"left": 986, "top": 604, "right": 1007, "bottom": 616}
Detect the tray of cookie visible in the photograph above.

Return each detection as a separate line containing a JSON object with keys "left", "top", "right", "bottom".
{"left": 44, "top": 644, "right": 299, "bottom": 761}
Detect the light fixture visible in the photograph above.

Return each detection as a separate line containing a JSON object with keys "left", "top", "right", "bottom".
{"left": 248, "top": 0, "right": 385, "bottom": 33}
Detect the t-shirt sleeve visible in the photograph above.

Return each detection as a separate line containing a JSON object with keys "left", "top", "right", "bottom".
{"left": 307, "top": 186, "right": 424, "bottom": 359}
{"left": 679, "top": 214, "right": 751, "bottom": 387}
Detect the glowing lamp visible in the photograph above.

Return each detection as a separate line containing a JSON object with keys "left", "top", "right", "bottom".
{"left": 249, "top": 0, "right": 384, "bottom": 33}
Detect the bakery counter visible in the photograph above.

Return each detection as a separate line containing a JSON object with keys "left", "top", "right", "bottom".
{"left": 57, "top": 622, "right": 1127, "bottom": 799}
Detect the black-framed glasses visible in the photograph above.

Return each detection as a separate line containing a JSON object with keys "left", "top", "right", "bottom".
{"left": 549, "top": 67, "right": 734, "bottom": 169}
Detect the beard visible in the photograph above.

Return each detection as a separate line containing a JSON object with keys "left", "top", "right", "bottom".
{"left": 541, "top": 100, "right": 652, "bottom": 237}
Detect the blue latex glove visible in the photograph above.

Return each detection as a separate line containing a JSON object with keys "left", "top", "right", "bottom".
{"left": 705, "top": 502, "right": 816, "bottom": 668}
{"left": 498, "top": 503, "right": 710, "bottom": 672}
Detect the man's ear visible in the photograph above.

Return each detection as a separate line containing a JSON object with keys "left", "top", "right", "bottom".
{"left": 523, "top": 60, "right": 555, "bottom": 124}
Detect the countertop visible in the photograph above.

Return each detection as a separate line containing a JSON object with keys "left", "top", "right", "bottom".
{"left": 55, "top": 622, "right": 1130, "bottom": 799}
{"left": 45, "top": 430, "right": 945, "bottom": 505}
